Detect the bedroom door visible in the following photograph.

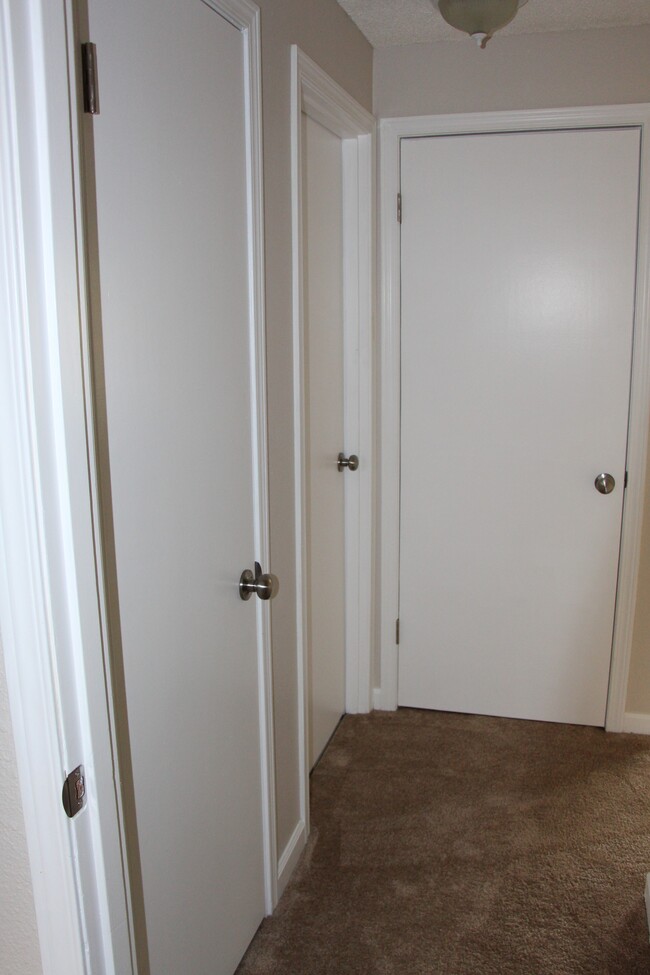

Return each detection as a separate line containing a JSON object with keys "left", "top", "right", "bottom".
{"left": 398, "top": 128, "right": 640, "bottom": 725}
{"left": 79, "top": 1, "right": 270, "bottom": 972}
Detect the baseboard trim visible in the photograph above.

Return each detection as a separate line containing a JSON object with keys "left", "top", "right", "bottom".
{"left": 276, "top": 819, "right": 306, "bottom": 900}
{"left": 645, "top": 874, "right": 650, "bottom": 942}
{"left": 373, "top": 686, "right": 397, "bottom": 711}
{"left": 621, "top": 712, "right": 650, "bottom": 735}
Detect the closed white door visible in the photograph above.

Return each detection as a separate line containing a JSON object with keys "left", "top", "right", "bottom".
{"left": 302, "top": 113, "right": 346, "bottom": 767}
{"left": 399, "top": 129, "right": 640, "bottom": 726}
{"left": 82, "top": 1, "right": 267, "bottom": 972}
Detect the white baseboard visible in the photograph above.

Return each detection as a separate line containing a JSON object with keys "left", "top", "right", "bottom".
{"left": 373, "top": 686, "right": 398, "bottom": 711}
{"left": 645, "top": 874, "right": 650, "bottom": 942}
{"left": 621, "top": 712, "right": 650, "bottom": 735}
{"left": 276, "top": 819, "right": 306, "bottom": 900}
{"left": 370, "top": 698, "right": 650, "bottom": 731}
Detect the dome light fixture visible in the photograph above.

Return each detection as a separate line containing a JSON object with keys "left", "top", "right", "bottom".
{"left": 433, "top": 0, "right": 529, "bottom": 48}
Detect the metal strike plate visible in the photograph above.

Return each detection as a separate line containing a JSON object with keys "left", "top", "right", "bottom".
{"left": 62, "top": 765, "right": 86, "bottom": 818}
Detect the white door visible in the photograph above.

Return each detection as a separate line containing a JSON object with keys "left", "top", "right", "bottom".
{"left": 81, "top": 1, "right": 268, "bottom": 972}
{"left": 399, "top": 128, "right": 640, "bottom": 726}
{"left": 302, "top": 113, "right": 346, "bottom": 767}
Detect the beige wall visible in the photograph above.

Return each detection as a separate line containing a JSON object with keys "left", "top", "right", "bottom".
{"left": 373, "top": 25, "right": 650, "bottom": 118}
{"left": 255, "top": 0, "right": 372, "bottom": 856}
{"left": 374, "top": 24, "right": 650, "bottom": 715}
{"left": 0, "top": 638, "right": 42, "bottom": 975}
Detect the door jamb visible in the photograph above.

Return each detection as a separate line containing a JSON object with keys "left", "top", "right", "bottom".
{"left": 377, "top": 105, "right": 650, "bottom": 732}
{"left": 1, "top": 0, "right": 136, "bottom": 970}
{"left": 0, "top": 3, "right": 277, "bottom": 975}
{"left": 287, "top": 46, "right": 375, "bottom": 892}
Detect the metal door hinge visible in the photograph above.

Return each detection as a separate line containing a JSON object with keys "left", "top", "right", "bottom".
{"left": 396, "top": 618, "right": 400, "bottom": 645}
{"left": 397, "top": 193, "right": 402, "bottom": 224}
{"left": 81, "top": 42, "right": 100, "bottom": 115}
{"left": 62, "top": 765, "right": 86, "bottom": 818}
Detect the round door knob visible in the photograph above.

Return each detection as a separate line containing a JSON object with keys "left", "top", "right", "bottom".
{"left": 594, "top": 473, "right": 615, "bottom": 495}
{"left": 255, "top": 571, "right": 279, "bottom": 601}
{"left": 239, "top": 562, "right": 279, "bottom": 601}
{"left": 337, "top": 452, "right": 359, "bottom": 472}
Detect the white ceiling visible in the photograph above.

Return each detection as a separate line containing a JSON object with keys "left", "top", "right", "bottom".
{"left": 337, "top": 0, "right": 650, "bottom": 47}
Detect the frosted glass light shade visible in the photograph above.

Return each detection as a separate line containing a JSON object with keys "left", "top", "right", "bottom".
{"left": 436, "top": 0, "right": 525, "bottom": 43}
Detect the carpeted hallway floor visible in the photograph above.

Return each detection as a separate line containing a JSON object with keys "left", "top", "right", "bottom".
{"left": 237, "top": 709, "right": 650, "bottom": 974}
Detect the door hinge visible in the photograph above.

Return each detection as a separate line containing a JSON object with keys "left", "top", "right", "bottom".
{"left": 62, "top": 765, "right": 86, "bottom": 818}
{"left": 397, "top": 193, "right": 402, "bottom": 224}
{"left": 625, "top": 470, "right": 629, "bottom": 489}
{"left": 81, "top": 42, "right": 100, "bottom": 115}
{"left": 396, "top": 618, "right": 400, "bottom": 645}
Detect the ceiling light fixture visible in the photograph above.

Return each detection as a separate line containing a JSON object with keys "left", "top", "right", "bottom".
{"left": 433, "top": 0, "right": 529, "bottom": 49}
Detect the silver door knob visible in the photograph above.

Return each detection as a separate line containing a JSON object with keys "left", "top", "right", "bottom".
{"left": 337, "top": 452, "right": 359, "bottom": 472}
{"left": 239, "top": 561, "right": 279, "bottom": 601}
{"left": 594, "top": 473, "right": 615, "bottom": 495}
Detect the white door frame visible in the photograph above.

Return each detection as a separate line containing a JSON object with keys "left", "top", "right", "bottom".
{"left": 285, "top": 46, "right": 375, "bottom": 889}
{"left": 378, "top": 104, "right": 650, "bottom": 733}
{"left": 0, "top": 2, "right": 276, "bottom": 974}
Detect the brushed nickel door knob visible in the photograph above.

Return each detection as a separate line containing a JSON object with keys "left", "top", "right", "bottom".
{"left": 337, "top": 452, "right": 359, "bottom": 472}
{"left": 239, "top": 561, "right": 279, "bottom": 601}
{"left": 594, "top": 473, "right": 615, "bottom": 495}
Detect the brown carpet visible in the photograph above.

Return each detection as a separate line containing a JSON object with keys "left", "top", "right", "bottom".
{"left": 237, "top": 709, "right": 650, "bottom": 974}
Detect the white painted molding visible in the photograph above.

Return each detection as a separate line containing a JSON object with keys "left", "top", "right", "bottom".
{"left": 342, "top": 129, "right": 376, "bottom": 719}
{"left": 1, "top": 1, "right": 135, "bottom": 972}
{"left": 290, "top": 45, "right": 375, "bottom": 873}
{"left": 226, "top": 0, "right": 279, "bottom": 916}
{"left": 276, "top": 820, "right": 307, "bottom": 900}
{"left": 295, "top": 48, "right": 374, "bottom": 140}
{"left": 0, "top": 0, "right": 138, "bottom": 975}
{"left": 290, "top": 42, "right": 312, "bottom": 858}
{"left": 621, "top": 713, "right": 650, "bottom": 735}
{"left": 378, "top": 104, "right": 650, "bottom": 723}
{"left": 0, "top": 50, "right": 85, "bottom": 957}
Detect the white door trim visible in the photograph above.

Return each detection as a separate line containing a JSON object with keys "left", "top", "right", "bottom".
{"left": 0, "top": 4, "right": 276, "bottom": 975}
{"left": 1, "top": 0, "right": 135, "bottom": 970}
{"left": 217, "top": 0, "right": 279, "bottom": 917}
{"left": 378, "top": 105, "right": 650, "bottom": 732}
{"left": 289, "top": 45, "right": 375, "bottom": 875}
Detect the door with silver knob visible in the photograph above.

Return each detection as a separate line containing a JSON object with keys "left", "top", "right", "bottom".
{"left": 80, "top": 3, "right": 272, "bottom": 971}
{"left": 595, "top": 473, "right": 616, "bottom": 495}
{"left": 398, "top": 127, "right": 640, "bottom": 727}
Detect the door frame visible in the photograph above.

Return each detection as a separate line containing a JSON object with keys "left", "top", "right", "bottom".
{"left": 287, "top": 46, "right": 375, "bottom": 889}
{"left": 378, "top": 104, "right": 650, "bottom": 732}
{"left": 0, "top": 2, "right": 276, "bottom": 973}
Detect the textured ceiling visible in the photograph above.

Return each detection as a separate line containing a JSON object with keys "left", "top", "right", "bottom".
{"left": 337, "top": 0, "right": 650, "bottom": 47}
